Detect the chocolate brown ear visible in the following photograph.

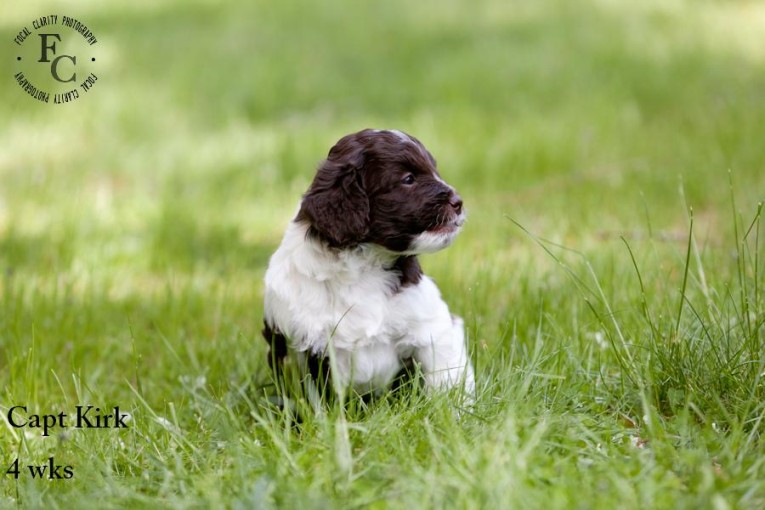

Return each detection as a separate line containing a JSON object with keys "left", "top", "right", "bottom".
{"left": 297, "top": 154, "right": 369, "bottom": 248}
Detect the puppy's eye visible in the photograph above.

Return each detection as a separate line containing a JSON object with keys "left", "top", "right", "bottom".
{"left": 401, "top": 174, "right": 415, "bottom": 185}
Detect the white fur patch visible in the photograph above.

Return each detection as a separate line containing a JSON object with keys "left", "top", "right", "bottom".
{"left": 406, "top": 212, "right": 466, "bottom": 255}
{"left": 263, "top": 220, "right": 474, "bottom": 396}
{"left": 388, "top": 129, "right": 412, "bottom": 143}
{"left": 407, "top": 230, "right": 459, "bottom": 254}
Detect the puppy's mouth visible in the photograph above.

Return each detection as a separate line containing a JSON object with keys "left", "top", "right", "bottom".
{"left": 426, "top": 214, "right": 466, "bottom": 234}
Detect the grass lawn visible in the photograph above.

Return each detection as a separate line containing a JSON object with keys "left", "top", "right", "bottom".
{"left": 1, "top": 0, "right": 765, "bottom": 507}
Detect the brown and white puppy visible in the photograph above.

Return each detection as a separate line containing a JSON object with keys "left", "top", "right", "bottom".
{"left": 263, "top": 129, "right": 474, "bottom": 399}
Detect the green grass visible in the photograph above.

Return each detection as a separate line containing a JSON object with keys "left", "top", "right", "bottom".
{"left": 2, "top": 0, "right": 765, "bottom": 507}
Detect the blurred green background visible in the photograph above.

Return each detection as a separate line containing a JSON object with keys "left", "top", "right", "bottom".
{"left": 4, "top": 0, "right": 764, "bottom": 245}
{"left": 3, "top": 0, "right": 764, "bottom": 351}
{"left": 1, "top": 0, "right": 765, "bottom": 506}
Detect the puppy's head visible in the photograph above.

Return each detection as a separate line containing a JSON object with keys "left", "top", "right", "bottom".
{"left": 297, "top": 129, "right": 465, "bottom": 253}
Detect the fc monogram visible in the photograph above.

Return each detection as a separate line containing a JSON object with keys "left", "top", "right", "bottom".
{"left": 13, "top": 15, "right": 99, "bottom": 104}
{"left": 38, "top": 33, "right": 77, "bottom": 83}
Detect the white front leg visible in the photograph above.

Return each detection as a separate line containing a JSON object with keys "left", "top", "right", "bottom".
{"left": 415, "top": 315, "right": 475, "bottom": 397}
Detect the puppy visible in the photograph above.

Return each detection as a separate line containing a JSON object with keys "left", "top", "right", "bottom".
{"left": 262, "top": 129, "right": 474, "bottom": 400}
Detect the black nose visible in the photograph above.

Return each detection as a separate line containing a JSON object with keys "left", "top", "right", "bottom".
{"left": 449, "top": 193, "right": 463, "bottom": 214}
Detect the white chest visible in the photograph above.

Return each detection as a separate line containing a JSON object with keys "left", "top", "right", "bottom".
{"left": 264, "top": 222, "right": 406, "bottom": 352}
{"left": 263, "top": 220, "right": 466, "bottom": 392}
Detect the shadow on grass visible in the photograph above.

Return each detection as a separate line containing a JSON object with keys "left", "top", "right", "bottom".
{"left": 149, "top": 204, "right": 275, "bottom": 273}
{"left": 0, "top": 227, "right": 75, "bottom": 274}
